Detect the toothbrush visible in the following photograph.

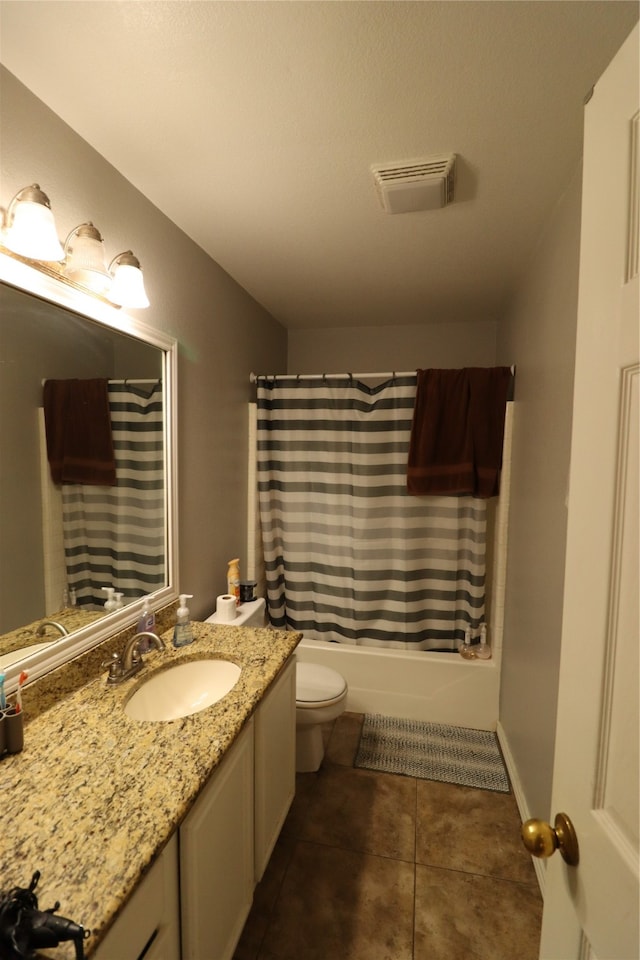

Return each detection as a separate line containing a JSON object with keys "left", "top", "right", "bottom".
{"left": 15, "top": 671, "right": 28, "bottom": 714}
{"left": 0, "top": 672, "right": 5, "bottom": 710}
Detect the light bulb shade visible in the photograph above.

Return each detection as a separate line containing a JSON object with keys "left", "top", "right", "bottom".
{"left": 108, "top": 251, "right": 150, "bottom": 308}
{"left": 4, "top": 184, "right": 64, "bottom": 261}
{"left": 64, "top": 222, "right": 110, "bottom": 293}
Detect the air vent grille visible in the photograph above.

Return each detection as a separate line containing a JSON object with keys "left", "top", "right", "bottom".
{"left": 371, "top": 153, "right": 456, "bottom": 213}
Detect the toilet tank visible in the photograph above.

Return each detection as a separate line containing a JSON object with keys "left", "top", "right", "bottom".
{"left": 204, "top": 597, "right": 266, "bottom": 627}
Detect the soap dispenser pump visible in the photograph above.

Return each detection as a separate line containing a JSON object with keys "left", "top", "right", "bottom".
{"left": 173, "top": 594, "right": 195, "bottom": 648}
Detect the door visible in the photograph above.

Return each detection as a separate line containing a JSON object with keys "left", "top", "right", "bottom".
{"left": 539, "top": 23, "right": 639, "bottom": 960}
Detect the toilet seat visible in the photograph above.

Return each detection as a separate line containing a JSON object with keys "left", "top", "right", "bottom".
{"left": 296, "top": 662, "right": 347, "bottom": 708}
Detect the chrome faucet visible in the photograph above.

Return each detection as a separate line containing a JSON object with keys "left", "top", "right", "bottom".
{"left": 103, "top": 631, "right": 166, "bottom": 684}
{"left": 122, "top": 632, "right": 166, "bottom": 670}
{"left": 35, "top": 620, "right": 69, "bottom": 638}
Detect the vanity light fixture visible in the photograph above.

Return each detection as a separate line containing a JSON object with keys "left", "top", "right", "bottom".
{"left": 108, "top": 251, "right": 150, "bottom": 309}
{"left": 3, "top": 184, "right": 65, "bottom": 261}
{"left": 1, "top": 183, "right": 151, "bottom": 308}
{"left": 63, "top": 222, "right": 111, "bottom": 294}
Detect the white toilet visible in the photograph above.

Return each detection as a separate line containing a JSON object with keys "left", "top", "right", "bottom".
{"left": 295, "top": 660, "right": 348, "bottom": 772}
{"left": 205, "top": 598, "right": 348, "bottom": 772}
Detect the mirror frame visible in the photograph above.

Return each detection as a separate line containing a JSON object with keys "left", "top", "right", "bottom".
{"left": 0, "top": 250, "right": 179, "bottom": 694}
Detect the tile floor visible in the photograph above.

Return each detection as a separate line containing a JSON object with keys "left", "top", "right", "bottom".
{"left": 234, "top": 712, "right": 543, "bottom": 960}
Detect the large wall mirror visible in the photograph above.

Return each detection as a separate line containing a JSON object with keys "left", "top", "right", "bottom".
{"left": 0, "top": 252, "right": 178, "bottom": 693}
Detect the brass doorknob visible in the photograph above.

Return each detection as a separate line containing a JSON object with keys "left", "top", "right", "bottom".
{"left": 521, "top": 812, "right": 580, "bottom": 866}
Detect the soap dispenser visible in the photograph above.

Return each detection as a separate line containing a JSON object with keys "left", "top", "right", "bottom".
{"left": 459, "top": 625, "right": 476, "bottom": 660}
{"left": 173, "top": 594, "right": 195, "bottom": 648}
{"left": 102, "top": 587, "right": 117, "bottom": 612}
{"left": 476, "top": 623, "right": 491, "bottom": 659}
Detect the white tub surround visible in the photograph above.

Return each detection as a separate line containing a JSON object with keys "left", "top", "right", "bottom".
{"left": 295, "top": 638, "right": 499, "bottom": 730}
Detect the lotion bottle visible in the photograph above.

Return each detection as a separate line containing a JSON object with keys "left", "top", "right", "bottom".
{"left": 173, "top": 594, "right": 194, "bottom": 648}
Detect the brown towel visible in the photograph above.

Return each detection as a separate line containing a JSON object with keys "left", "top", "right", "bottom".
{"left": 407, "top": 367, "right": 511, "bottom": 498}
{"left": 43, "top": 379, "right": 117, "bottom": 486}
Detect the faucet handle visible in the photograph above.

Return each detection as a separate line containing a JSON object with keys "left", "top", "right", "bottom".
{"left": 102, "top": 652, "right": 123, "bottom": 683}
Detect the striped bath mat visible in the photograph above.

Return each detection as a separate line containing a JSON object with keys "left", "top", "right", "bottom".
{"left": 355, "top": 714, "right": 510, "bottom": 793}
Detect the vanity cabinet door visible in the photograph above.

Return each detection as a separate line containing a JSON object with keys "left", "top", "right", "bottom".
{"left": 92, "top": 833, "right": 180, "bottom": 960}
{"left": 180, "top": 719, "right": 254, "bottom": 960}
{"left": 254, "top": 656, "right": 296, "bottom": 881}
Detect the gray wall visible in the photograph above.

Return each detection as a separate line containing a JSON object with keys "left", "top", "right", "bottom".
{"left": 288, "top": 320, "right": 497, "bottom": 373}
{"left": 496, "top": 166, "right": 581, "bottom": 821}
{"left": 1, "top": 67, "right": 288, "bottom": 621}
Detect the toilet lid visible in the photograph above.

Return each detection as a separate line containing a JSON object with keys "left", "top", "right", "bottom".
{"left": 296, "top": 662, "right": 347, "bottom": 702}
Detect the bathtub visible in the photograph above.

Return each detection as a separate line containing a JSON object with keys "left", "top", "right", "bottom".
{"left": 294, "top": 638, "right": 500, "bottom": 731}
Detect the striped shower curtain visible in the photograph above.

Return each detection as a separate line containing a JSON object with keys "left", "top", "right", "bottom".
{"left": 62, "top": 381, "right": 165, "bottom": 608}
{"left": 256, "top": 376, "right": 487, "bottom": 651}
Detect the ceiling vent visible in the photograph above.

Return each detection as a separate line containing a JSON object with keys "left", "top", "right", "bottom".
{"left": 371, "top": 154, "right": 456, "bottom": 214}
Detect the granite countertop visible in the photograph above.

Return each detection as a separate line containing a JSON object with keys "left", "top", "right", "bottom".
{"left": 1, "top": 619, "right": 301, "bottom": 959}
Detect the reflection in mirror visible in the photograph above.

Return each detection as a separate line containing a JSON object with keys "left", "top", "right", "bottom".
{"left": 0, "top": 254, "right": 178, "bottom": 690}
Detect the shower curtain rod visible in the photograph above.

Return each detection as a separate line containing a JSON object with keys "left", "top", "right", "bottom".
{"left": 250, "top": 366, "right": 515, "bottom": 383}
{"left": 41, "top": 377, "right": 162, "bottom": 383}
{"left": 250, "top": 370, "right": 414, "bottom": 383}
{"left": 40, "top": 377, "right": 162, "bottom": 390}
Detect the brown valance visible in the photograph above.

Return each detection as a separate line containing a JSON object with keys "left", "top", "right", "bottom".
{"left": 43, "top": 379, "right": 117, "bottom": 486}
{"left": 407, "top": 367, "right": 512, "bottom": 498}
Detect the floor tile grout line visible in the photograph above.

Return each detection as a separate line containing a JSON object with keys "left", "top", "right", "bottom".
{"left": 280, "top": 832, "right": 421, "bottom": 866}
{"left": 414, "top": 858, "right": 542, "bottom": 888}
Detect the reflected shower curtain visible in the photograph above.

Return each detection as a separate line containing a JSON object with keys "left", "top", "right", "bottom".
{"left": 62, "top": 381, "right": 165, "bottom": 608}
{"left": 257, "top": 376, "right": 487, "bottom": 651}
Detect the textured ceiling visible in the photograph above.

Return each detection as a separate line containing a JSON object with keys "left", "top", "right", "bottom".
{"left": 1, "top": 1, "right": 638, "bottom": 329}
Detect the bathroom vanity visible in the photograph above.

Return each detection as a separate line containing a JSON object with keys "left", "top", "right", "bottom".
{"left": 0, "top": 260, "right": 300, "bottom": 960}
{"left": 2, "top": 617, "right": 301, "bottom": 960}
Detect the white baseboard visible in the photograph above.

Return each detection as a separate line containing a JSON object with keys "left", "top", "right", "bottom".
{"left": 496, "top": 720, "right": 546, "bottom": 898}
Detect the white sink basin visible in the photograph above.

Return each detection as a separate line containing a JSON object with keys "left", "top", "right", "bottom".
{"left": 124, "top": 659, "right": 241, "bottom": 722}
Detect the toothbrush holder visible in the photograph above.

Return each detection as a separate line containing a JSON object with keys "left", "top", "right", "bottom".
{"left": 2, "top": 706, "right": 24, "bottom": 755}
